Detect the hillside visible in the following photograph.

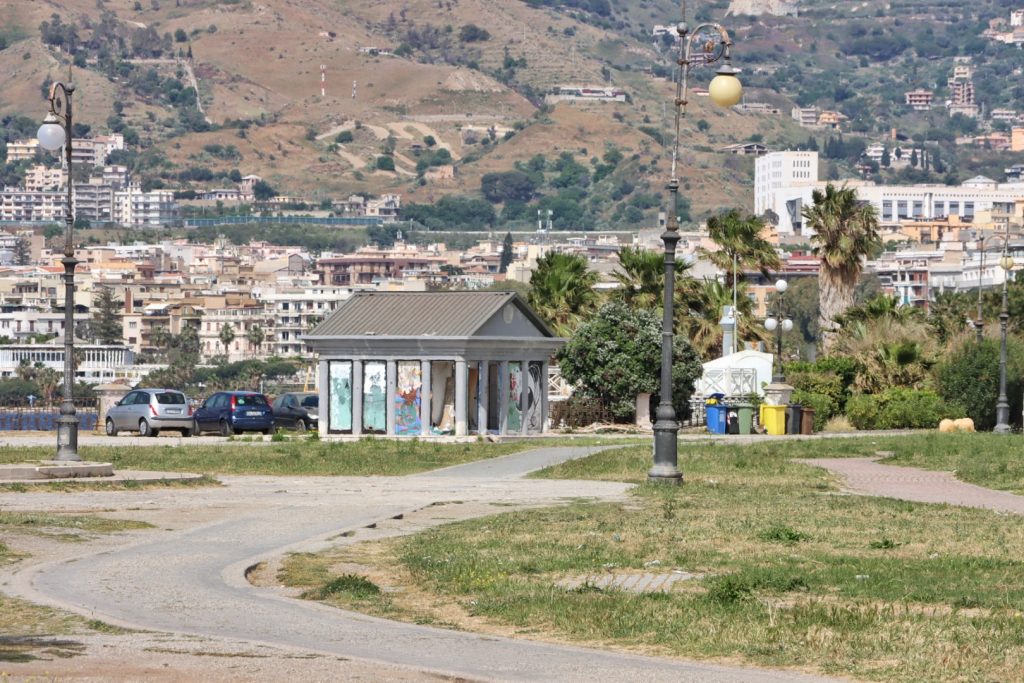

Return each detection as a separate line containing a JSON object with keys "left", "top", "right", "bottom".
{"left": 1, "top": 0, "right": 1021, "bottom": 232}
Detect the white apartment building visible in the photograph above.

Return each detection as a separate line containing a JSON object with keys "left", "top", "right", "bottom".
{"left": 5, "top": 139, "right": 39, "bottom": 163}
{"left": 8, "top": 134, "right": 124, "bottom": 168}
{"left": 1013, "top": 9, "right": 1024, "bottom": 26}
{"left": 0, "top": 343, "right": 135, "bottom": 384}
{"left": 257, "top": 285, "right": 352, "bottom": 356}
{"left": 755, "top": 151, "right": 1024, "bottom": 234}
{"left": 112, "top": 185, "right": 179, "bottom": 227}
{"left": 198, "top": 305, "right": 273, "bottom": 362}
{"left": 0, "top": 188, "right": 66, "bottom": 223}
{"left": 73, "top": 180, "right": 114, "bottom": 225}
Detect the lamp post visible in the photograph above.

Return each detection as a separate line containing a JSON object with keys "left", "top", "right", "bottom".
{"left": 976, "top": 235, "right": 985, "bottom": 342}
{"left": 995, "top": 248, "right": 1014, "bottom": 433}
{"left": 649, "top": 4, "right": 742, "bottom": 484}
{"left": 38, "top": 78, "right": 80, "bottom": 462}
{"left": 764, "top": 279, "right": 793, "bottom": 384}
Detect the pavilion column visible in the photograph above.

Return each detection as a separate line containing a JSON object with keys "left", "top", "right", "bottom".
{"left": 498, "top": 360, "right": 509, "bottom": 435}
{"left": 317, "top": 359, "right": 328, "bottom": 438}
{"left": 541, "top": 360, "right": 549, "bottom": 433}
{"left": 386, "top": 359, "right": 397, "bottom": 436}
{"left": 420, "top": 359, "right": 432, "bottom": 437}
{"left": 454, "top": 359, "right": 468, "bottom": 436}
{"left": 352, "top": 359, "right": 363, "bottom": 437}
{"left": 477, "top": 361, "right": 489, "bottom": 436}
{"left": 520, "top": 358, "right": 530, "bottom": 435}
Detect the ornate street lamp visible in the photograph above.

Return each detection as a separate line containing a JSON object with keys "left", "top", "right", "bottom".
{"left": 38, "top": 77, "right": 80, "bottom": 461}
{"left": 994, "top": 249, "right": 1015, "bottom": 433}
{"left": 764, "top": 279, "right": 793, "bottom": 384}
{"left": 649, "top": 3, "right": 742, "bottom": 484}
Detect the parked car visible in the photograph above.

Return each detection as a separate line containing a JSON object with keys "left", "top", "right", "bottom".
{"left": 193, "top": 391, "right": 274, "bottom": 436}
{"left": 105, "top": 388, "right": 194, "bottom": 437}
{"left": 272, "top": 392, "right": 319, "bottom": 432}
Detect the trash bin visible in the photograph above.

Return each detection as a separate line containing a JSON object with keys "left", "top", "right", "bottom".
{"left": 786, "top": 404, "right": 803, "bottom": 435}
{"left": 800, "top": 406, "right": 816, "bottom": 435}
{"left": 726, "top": 407, "right": 739, "bottom": 434}
{"left": 736, "top": 403, "right": 754, "bottom": 435}
{"left": 760, "top": 404, "right": 787, "bottom": 435}
{"left": 706, "top": 404, "right": 728, "bottom": 434}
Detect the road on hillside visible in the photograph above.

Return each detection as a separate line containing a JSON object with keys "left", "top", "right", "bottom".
{"left": 8, "top": 447, "right": 840, "bottom": 682}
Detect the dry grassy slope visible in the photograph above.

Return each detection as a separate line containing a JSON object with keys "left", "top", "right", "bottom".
{"left": 0, "top": 0, "right": 811, "bottom": 219}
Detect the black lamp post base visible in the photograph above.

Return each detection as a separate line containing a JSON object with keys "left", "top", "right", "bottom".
{"left": 648, "top": 420, "right": 682, "bottom": 484}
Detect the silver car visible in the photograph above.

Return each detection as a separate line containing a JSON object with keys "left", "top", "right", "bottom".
{"left": 105, "top": 388, "right": 194, "bottom": 437}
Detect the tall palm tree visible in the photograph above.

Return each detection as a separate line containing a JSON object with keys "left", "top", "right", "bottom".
{"left": 528, "top": 251, "right": 599, "bottom": 337}
{"left": 802, "top": 183, "right": 881, "bottom": 350}
{"left": 700, "top": 209, "right": 781, "bottom": 286}
{"left": 835, "top": 294, "right": 924, "bottom": 327}
{"left": 610, "top": 246, "right": 664, "bottom": 309}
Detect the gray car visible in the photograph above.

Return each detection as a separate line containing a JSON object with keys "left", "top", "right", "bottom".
{"left": 105, "top": 388, "right": 194, "bottom": 437}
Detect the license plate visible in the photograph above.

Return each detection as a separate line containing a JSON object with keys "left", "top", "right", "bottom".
{"left": 246, "top": 411, "right": 261, "bottom": 416}
{"left": 167, "top": 409, "right": 181, "bottom": 414}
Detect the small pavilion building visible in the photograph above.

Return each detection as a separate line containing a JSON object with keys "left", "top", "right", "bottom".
{"left": 304, "top": 291, "right": 565, "bottom": 437}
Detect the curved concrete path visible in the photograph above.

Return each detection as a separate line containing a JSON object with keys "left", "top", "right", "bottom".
{"left": 6, "top": 447, "right": 840, "bottom": 683}
{"left": 800, "top": 457, "right": 1024, "bottom": 514}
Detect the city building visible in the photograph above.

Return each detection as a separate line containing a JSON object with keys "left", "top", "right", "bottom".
{"left": 23, "top": 165, "right": 66, "bottom": 192}
{"left": 905, "top": 89, "right": 934, "bottom": 110}
{"left": 790, "top": 107, "right": 820, "bottom": 127}
{"left": 112, "top": 185, "right": 179, "bottom": 227}
{"left": 0, "top": 343, "right": 135, "bottom": 384}
{"left": 0, "top": 188, "right": 65, "bottom": 223}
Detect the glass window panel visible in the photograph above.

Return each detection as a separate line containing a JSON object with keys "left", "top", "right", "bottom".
{"left": 328, "top": 361, "right": 352, "bottom": 433}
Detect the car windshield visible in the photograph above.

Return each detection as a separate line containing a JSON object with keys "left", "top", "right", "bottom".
{"left": 300, "top": 395, "right": 319, "bottom": 408}
{"left": 155, "top": 392, "right": 186, "bottom": 405}
{"left": 235, "top": 394, "right": 268, "bottom": 406}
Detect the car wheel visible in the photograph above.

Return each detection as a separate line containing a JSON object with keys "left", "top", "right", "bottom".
{"left": 105, "top": 418, "right": 118, "bottom": 436}
{"left": 139, "top": 419, "right": 152, "bottom": 437}
{"left": 261, "top": 427, "right": 272, "bottom": 435}
{"left": 181, "top": 427, "right": 193, "bottom": 437}
{"left": 219, "top": 420, "right": 234, "bottom": 436}
{"left": 295, "top": 419, "right": 308, "bottom": 433}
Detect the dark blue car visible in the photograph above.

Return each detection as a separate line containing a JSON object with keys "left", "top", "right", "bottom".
{"left": 193, "top": 391, "right": 274, "bottom": 436}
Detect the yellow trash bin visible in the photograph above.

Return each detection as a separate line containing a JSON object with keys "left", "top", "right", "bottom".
{"left": 760, "top": 404, "right": 787, "bottom": 435}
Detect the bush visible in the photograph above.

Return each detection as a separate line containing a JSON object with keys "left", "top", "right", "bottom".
{"left": 375, "top": 156, "right": 395, "bottom": 171}
{"left": 791, "top": 390, "right": 836, "bottom": 431}
{"left": 335, "top": 130, "right": 354, "bottom": 144}
{"left": 788, "top": 371, "right": 844, "bottom": 413}
{"left": 845, "top": 388, "right": 963, "bottom": 430}
{"left": 936, "top": 337, "right": 1024, "bottom": 431}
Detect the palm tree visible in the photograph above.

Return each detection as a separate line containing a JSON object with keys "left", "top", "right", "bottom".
{"left": 700, "top": 209, "right": 781, "bottom": 286}
{"left": 610, "top": 246, "right": 665, "bottom": 310}
{"left": 835, "top": 294, "right": 924, "bottom": 327}
{"left": 802, "top": 183, "right": 881, "bottom": 350}
{"left": 833, "top": 318, "right": 938, "bottom": 393}
{"left": 218, "top": 323, "right": 236, "bottom": 358}
{"left": 678, "top": 279, "right": 769, "bottom": 359}
{"left": 246, "top": 324, "right": 265, "bottom": 356}
{"left": 527, "top": 251, "right": 599, "bottom": 337}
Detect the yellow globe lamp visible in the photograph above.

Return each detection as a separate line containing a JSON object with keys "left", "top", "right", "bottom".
{"left": 708, "top": 64, "right": 742, "bottom": 107}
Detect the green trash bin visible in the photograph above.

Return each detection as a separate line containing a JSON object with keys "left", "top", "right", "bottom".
{"left": 736, "top": 403, "right": 754, "bottom": 435}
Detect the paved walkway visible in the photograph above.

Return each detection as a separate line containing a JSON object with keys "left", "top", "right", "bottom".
{"left": 6, "top": 446, "right": 841, "bottom": 683}
{"left": 799, "top": 458, "right": 1024, "bottom": 514}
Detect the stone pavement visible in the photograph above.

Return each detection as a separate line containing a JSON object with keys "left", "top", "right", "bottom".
{"left": 799, "top": 457, "right": 1024, "bottom": 514}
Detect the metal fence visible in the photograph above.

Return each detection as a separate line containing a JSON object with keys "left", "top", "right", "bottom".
{"left": 0, "top": 398, "right": 99, "bottom": 432}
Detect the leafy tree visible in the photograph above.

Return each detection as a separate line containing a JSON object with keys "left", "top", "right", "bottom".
{"left": 880, "top": 147, "right": 890, "bottom": 168}
{"left": 802, "top": 184, "right": 881, "bottom": 350}
{"left": 335, "top": 130, "right": 354, "bottom": 143}
{"left": 219, "top": 323, "right": 236, "bottom": 357}
{"left": 252, "top": 180, "right": 277, "bottom": 201}
{"left": 527, "top": 251, "right": 599, "bottom": 337}
{"left": 480, "top": 171, "right": 537, "bottom": 203}
{"left": 90, "top": 286, "right": 123, "bottom": 344}
{"left": 174, "top": 28, "right": 188, "bottom": 42}
{"left": 936, "top": 337, "right": 1024, "bottom": 431}
{"left": 700, "top": 209, "right": 781, "bottom": 285}
{"left": 558, "top": 301, "right": 703, "bottom": 422}
{"left": 609, "top": 246, "right": 666, "bottom": 310}
{"left": 375, "top": 156, "right": 396, "bottom": 171}
{"left": 12, "top": 237, "right": 30, "bottom": 266}
{"left": 499, "top": 231, "right": 514, "bottom": 273}
{"left": 458, "top": 24, "right": 490, "bottom": 42}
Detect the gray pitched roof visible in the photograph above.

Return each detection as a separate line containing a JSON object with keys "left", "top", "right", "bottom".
{"left": 306, "top": 291, "right": 554, "bottom": 338}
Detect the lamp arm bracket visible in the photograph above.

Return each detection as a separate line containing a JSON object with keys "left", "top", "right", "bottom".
{"left": 47, "top": 81, "right": 74, "bottom": 125}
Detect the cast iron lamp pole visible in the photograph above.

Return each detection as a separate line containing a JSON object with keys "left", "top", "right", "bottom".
{"left": 38, "top": 77, "right": 80, "bottom": 462}
{"left": 649, "top": 2, "right": 742, "bottom": 484}
{"left": 763, "top": 279, "right": 793, "bottom": 384}
{"left": 976, "top": 235, "right": 985, "bottom": 342}
{"left": 994, "top": 248, "right": 1014, "bottom": 433}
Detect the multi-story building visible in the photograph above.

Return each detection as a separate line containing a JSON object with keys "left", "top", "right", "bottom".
{"left": 947, "top": 66, "right": 979, "bottom": 118}
{"left": 0, "top": 343, "right": 135, "bottom": 384}
{"left": 5, "top": 139, "right": 39, "bottom": 163}
{"left": 23, "top": 165, "right": 66, "bottom": 192}
{"left": 112, "top": 185, "right": 179, "bottom": 227}
{"left": 991, "top": 108, "right": 1018, "bottom": 121}
{"left": 755, "top": 153, "right": 1024, "bottom": 235}
{"left": 790, "top": 107, "right": 821, "bottom": 127}
{"left": 257, "top": 285, "right": 353, "bottom": 356}
{"left": 72, "top": 180, "right": 114, "bottom": 225}
{"left": 197, "top": 301, "right": 273, "bottom": 361}
{"left": 0, "top": 188, "right": 66, "bottom": 223}
{"left": 905, "top": 89, "right": 934, "bottom": 110}
{"left": 315, "top": 244, "right": 447, "bottom": 287}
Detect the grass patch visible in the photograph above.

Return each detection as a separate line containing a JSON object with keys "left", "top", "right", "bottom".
{"left": 0, "top": 438, "right": 620, "bottom": 477}
{"left": 0, "top": 474, "right": 219, "bottom": 493}
{"left": 0, "top": 511, "right": 152, "bottom": 535}
{"left": 876, "top": 432, "right": 1024, "bottom": 493}
{"left": 0, "top": 594, "right": 127, "bottom": 662}
{"left": 302, "top": 574, "right": 381, "bottom": 600}
{"left": 285, "top": 435, "right": 1024, "bottom": 682}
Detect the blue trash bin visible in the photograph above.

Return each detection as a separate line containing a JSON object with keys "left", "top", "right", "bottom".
{"left": 706, "top": 404, "right": 728, "bottom": 434}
